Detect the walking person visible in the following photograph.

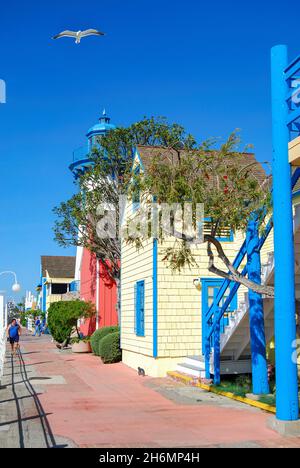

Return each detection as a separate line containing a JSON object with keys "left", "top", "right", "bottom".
{"left": 6, "top": 318, "right": 21, "bottom": 357}
{"left": 33, "top": 316, "right": 41, "bottom": 337}
{"left": 41, "top": 316, "right": 46, "bottom": 334}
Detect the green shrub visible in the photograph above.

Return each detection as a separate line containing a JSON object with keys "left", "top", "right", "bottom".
{"left": 259, "top": 394, "right": 276, "bottom": 407}
{"left": 48, "top": 300, "right": 95, "bottom": 344}
{"left": 99, "top": 331, "right": 122, "bottom": 364}
{"left": 90, "top": 326, "right": 119, "bottom": 356}
{"left": 215, "top": 375, "right": 252, "bottom": 397}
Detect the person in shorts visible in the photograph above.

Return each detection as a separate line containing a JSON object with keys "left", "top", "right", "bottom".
{"left": 33, "top": 317, "right": 41, "bottom": 337}
{"left": 6, "top": 318, "right": 21, "bottom": 357}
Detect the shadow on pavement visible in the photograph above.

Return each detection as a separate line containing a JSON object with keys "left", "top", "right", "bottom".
{"left": 0, "top": 350, "right": 68, "bottom": 448}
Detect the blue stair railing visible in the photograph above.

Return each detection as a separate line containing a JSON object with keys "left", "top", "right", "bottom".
{"left": 204, "top": 167, "right": 300, "bottom": 383}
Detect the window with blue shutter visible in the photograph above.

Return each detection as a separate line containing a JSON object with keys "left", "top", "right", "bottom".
{"left": 135, "top": 280, "right": 145, "bottom": 337}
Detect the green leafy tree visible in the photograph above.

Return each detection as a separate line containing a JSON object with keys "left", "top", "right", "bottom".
{"left": 129, "top": 132, "right": 273, "bottom": 296}
{"left": 53, "top": 117, "right": 196, "bottom": 316}
{"left": 8, "top": 300, "right": 25, "bottom": 321}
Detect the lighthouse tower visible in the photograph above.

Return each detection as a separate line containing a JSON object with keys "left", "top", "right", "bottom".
{"left": 69, "top": 110, "right": 116, "bottom": 178}
{"left": 70, "top": 110, "right": 118, "bottom": 333}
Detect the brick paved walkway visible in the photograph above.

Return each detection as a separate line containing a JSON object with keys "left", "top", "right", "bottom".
{"left": 0, "top": 331, "right": 299, "bottom": 448}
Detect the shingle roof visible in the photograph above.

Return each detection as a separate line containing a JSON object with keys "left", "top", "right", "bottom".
{"left": 135, "top": 146, "right": 300, "bottom": 207}
{"left": 136, "top": 145, "right": 267, "bottom": 185}
{"left": 41, "top": 256, "right": 76, "bottom": 279}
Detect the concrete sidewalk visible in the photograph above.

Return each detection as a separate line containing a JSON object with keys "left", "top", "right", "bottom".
{"left": 0, "top": 335, "right": 72, "bottom": 448}
{"left": 0, "top": 331, "right": 299, "bottom": 448}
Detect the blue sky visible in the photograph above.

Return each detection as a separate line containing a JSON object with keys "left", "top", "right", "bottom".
{"left": 0, "top": 0, "right": 299, "bottom": 300}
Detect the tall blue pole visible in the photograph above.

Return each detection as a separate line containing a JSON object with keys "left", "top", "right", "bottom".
{"left": 205, "top": 338, "right": 211, "bottom": 379}
{"left": 246, "top": 217, "right": 269, "bottom": 395}
{"left": 271, "top": 45, "right": 299, "bottom": 421}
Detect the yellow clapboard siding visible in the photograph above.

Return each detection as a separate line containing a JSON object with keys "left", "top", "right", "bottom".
{"left": 156, "top": 233, "right": 244, "bottom": 358}
{"left": 121, "top": 231, "right": 154, "bottom": 357}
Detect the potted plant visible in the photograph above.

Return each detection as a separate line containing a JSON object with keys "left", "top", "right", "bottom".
{"left": 70, "top": 336, "right": 92, "bottom": 353}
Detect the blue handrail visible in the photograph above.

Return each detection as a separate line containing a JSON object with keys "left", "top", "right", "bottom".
{"left": 205, "top": 241, "right": 247, "bottom": 323}
{"left": 207, "top": 216, "right": 273, "bottom": 342}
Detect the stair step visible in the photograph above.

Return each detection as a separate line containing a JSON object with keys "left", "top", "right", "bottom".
{"left": 176, "top": 363, "right": 206, "bottom": 378}
{"left": 222, "top": 337, "right": 244, "bottom": 346}
{"left": 224, "top": 324, "right": 248, "bottom": 335}
{"left": 183, "top": 356, "right": 205, "bottom": 369}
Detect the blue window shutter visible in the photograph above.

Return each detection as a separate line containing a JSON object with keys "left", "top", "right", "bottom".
{"left": 134, "top": 283, "right": 137, "bottom": 334}
{"left": 137, "top": 283, "right": 141, "bottom": 335}
{"left": 140, "top": 281, "right": 145, "bottom": 336}
{"left": 135, "top": 280, "right": 145, "bottom": 337}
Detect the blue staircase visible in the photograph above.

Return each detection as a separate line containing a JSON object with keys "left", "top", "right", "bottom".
{"left": 203, "top": 168, "right": 300, "bottom": 383}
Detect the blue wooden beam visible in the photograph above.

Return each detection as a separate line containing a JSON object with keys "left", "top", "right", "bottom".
{"left": 246, "top": 217, "right": 270, "bottom": 395}
{"left": 287, "top": 107, "right": 300, "bottom": 126}
{"left": 271, "top": 45, "right": 299, "bottom": 421}
{"left": 213, "top": 322, "right": 221, "bottom": 386}
{"left": 291, "top": 167, "right": 300, "bottom": 188}
{"left": 285, "top": 54, "right": 300, "bottom": 80}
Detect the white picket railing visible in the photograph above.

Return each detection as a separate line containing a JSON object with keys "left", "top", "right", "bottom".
{"left": 0, "top": 297, "right": 6, "bottom": 379}
{"left": 0, "top": 329, "right": 5, "bottom": 379}
{"left": 27, "top": 317, "right": 33, "bottom": 331}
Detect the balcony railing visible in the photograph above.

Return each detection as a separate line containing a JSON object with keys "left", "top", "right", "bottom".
{"left": 72, "top": 144, "right": 101, "bottom": 163}
{"left": 72, "top": 146, "right": 90, "bottom": 163}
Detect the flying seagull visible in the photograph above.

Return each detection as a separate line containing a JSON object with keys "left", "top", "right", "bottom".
{"left": 53, "top": 29, "right": 105, "bottom": 44}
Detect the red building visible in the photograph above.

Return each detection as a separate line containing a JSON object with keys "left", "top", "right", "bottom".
{"left": 79, "top": 249, "right": 118, "bottom": 336}
{"left": 69, "top": 111, "right": 118, "bottom": 336}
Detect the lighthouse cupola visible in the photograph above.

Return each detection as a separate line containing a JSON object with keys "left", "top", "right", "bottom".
{"left": 70, "top": 109, "right": 115, "bottom": 178}
{"left": 86, "top": 109, "right": 115, "bottom": 150}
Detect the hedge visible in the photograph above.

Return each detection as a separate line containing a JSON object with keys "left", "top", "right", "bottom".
{"left": 90, "top": 326, "right": 119, "bottom": 356}
{"left": 99, "top": 331, "right": 122, "bottom": 364}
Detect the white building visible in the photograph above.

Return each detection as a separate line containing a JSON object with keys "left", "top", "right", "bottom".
{"left": 25, "top": 290, "right": 36, "bottom": 311}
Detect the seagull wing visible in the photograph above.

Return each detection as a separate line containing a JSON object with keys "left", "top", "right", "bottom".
{"left": 52, "top": 30, "right": 77, "bottom": 40}
{"left": 80, "top": 29, "right": 105, "bottom": 37}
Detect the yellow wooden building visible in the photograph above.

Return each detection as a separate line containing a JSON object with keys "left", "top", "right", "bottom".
{"left": 37, "top": 256, "right": 77, "bottom": 313}
{"left": 120, "top": 146, "right": 279, "bottom": 377}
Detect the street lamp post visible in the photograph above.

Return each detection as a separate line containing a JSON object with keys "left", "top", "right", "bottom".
{"left": 0, "top": 271, "right": 21, "bottom": 293}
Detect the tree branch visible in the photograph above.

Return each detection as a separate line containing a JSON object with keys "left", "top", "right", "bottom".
{"left": 204, "top": 234, "right": 274, "bottom": 297}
